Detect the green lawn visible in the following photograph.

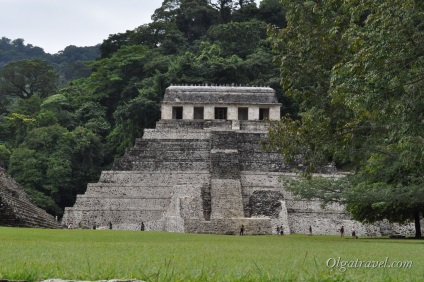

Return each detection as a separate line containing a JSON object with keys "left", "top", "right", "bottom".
{"left": 0, "top": 227, "right": 422, "bottom": 281}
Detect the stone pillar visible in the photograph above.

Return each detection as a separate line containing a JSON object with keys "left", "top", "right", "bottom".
{"left": 204, "top": 105, "right": 214, "bottom": 120}
{"left": 227, "top": 106, "right": 238, "bottom": 120}
{"left": 269, "top": 106, "right": 280, "bottom": 120}
{"left": 248, "top": 106, "right": 260, "bottom": 120}
{"left": 161, "top": 104, "right": 172, "bottom": 120}
{"left": 183, "top": 105, "right": 194, "bottom": 120}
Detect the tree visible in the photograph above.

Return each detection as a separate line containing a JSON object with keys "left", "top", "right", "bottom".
{"left": 209, "top": 0, "right": 233, "bottom": 23}
{"left": 0, "top": 144, "right": 11, "bottom": 168}
{"left": 99, "top": 31, "right": 134, "bottom": 58}
{"left": 0, "top": 37, "right": 49, "bottom": 67}
{"left": 8, "top": 124, "right": 104, "bottom": 215}
{"left": 131, "top": 22, "right": 188, "bottom": 55}
{"left": 176, "top": 0, "right": 218, "bottom": 42}
{"left": 258, "top": 0, "right": 286, "bottom": 28}
{"left": 86, "top": 45, "right": 151, "bottom": 121}
{"left": 151, "top": 0, "right": 183, "bottom": 23}
{"left": 206, "top": 20, "right": 267, "bottom": 59}
{"left": 268, "top": 0, "right": 424, "bottom": 237}
{"left": 232, "top": 1, "right": 259, "bottom": 23}
{"left": 0, "top": 59, "right": 58, "bottom": 99}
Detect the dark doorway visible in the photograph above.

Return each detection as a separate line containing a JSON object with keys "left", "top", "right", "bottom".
{"left": 259, "top": 108, "right": 269, "bottom": 120}
{"left": 172, "top": 106, "right": 183, "bottom": 119}
{"left": 238, "top": 107, "right": 248, "bottom": 120}
{"left": 194, "top": 107, "right": 204, "bottom": 119}
{"left": 215, "top": 107, "right": 227, "bottom": 120}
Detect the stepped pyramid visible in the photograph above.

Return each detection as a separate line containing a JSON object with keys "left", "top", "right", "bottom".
{"left": 0, "top": 167, "right": 61, "bottom": 228}
{"left": 63, "top": 85, "right": 402, "bottom": 235}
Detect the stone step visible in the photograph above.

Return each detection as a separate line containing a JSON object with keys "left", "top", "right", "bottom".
{"left": 84, "top": 184, "right": 174, "bottom": 197}
{"left": 125, "top": 150, "right": 210, "bottom": 159}
{"left": 72, "top": 196, "right": 171, "bottom": 211}
{"left": 99, "top": 171, "right": 210, "bottom": 184}
{"left": 240, "top": 173, "right": 284, "bottom": 186}
{"left": 134, "top": 139, "right": 210, "bottom": 150}
{"left": 132, "top": 161, "right": 210, "bottom": 171}
{"left": 142, "top": 130, "right": 211, "bottom": 140}
{"left": 185, "top": 218, "right": 272, "bottom": 235}
{"left": 62, "top": 208, "right": 164, "bottom": 226}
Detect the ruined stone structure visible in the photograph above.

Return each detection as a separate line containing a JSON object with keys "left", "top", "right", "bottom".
{"left": 63, "top": 85, "right": 415, "bottom": 235}
{"left": 0, "top": 168, "right": 61, "bottom": 228}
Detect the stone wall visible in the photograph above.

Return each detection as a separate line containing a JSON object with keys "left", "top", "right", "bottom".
{"left": 161, "top": 103, "right": 280, "bottom": 121}
{"left": 161, "top": 86, "right": 281, "bottom": 121}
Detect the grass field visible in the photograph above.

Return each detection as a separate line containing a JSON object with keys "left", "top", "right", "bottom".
{"left": 0, "top": 227, "right": 422, "bottom": 281}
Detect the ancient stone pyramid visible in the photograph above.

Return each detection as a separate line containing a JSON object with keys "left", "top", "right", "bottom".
{"left": 63, "top": 86, "right": 411, "bottom": 235}
{"left": 0, "top": 168, "right": 61, "bottom": 228}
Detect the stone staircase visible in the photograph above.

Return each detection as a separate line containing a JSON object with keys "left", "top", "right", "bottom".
{"left": 62, "top": 170, "right": 211, "bottom": 230}
{"left": 113, "top": 130, "right": 211, "bottom": 171}
{"left": 0, "top": 168, "right": 61, "bottom": 229}
{"left": 63, "top": 125, "right": 402, "bottom": 235}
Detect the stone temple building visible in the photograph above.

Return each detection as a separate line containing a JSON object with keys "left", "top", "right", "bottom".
{"left": 62, "top": 85, "right": 412, "bottom": 235}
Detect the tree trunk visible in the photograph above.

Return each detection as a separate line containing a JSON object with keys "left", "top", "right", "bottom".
{"left": 414, "top": 211, "right": 421, "bottom": 238}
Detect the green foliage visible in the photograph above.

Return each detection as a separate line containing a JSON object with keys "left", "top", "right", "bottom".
{"left": 8, "top": 124, "right": 104, "bottom": 215}
{"left": 0, "top": 37, "right": 49, "bottom": 67}
{"left": 5, "top": 112, "right": 37, "bottom": 146}
{"left": 0, "top": 37, "right": 100, "bottom": 85}
{"left": 130, "top": 22, "right": 188, "bottom": 55}
{"left": 74, "top": 102, "right": 110, "bottom": 135}
{"left": 258, "top": 0, "right": 286, "bottom": 28}
{"left": 176, "top": 0, "right": 218, "bottom": 42}
{"left": 0, "top": 144, "right": 11, "bottom": 168}
{"left": 0, "top": 59, "right": 58, "bottom": 99}
{"left": 269, "top": 0, "right": 424, "bottom": 237}
{"left": 206, "top": 20, "right": 267, "bottom": 58}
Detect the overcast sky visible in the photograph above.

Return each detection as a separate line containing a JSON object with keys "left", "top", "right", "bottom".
{"left": 1, "top": 0, "right": 261, "bottom": 54}
{"left": 1, "top": 0, "right": 164, "bottom": 54}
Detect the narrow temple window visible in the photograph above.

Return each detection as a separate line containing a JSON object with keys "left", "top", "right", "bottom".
{"left": 215, "top": 107, "right": 227, "bottom": 120}
{"left": 194, "top": 107, "right": 204, "bottom": 119}
{"left": 259, "top": 108, "right": 269, "bottom": 120}
{"left": 238, "top": 107, "right": 248, "bottom": 120}
{"left": 172, "top": 106, "right": 183, "bottom": 119}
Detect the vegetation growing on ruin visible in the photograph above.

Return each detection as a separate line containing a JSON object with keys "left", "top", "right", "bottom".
{"left": 0, "top": 227, "right": 422, "bottom": 281}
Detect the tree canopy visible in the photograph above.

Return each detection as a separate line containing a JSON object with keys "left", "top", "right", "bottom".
{"left": 268, "top": 0, "right": 424, "bottom": 237}
{"left": 0, "top": 37, "right": 100, "bottom": 86}
{"left": 0, "top": 59, "right": 58, "bottom": 99}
